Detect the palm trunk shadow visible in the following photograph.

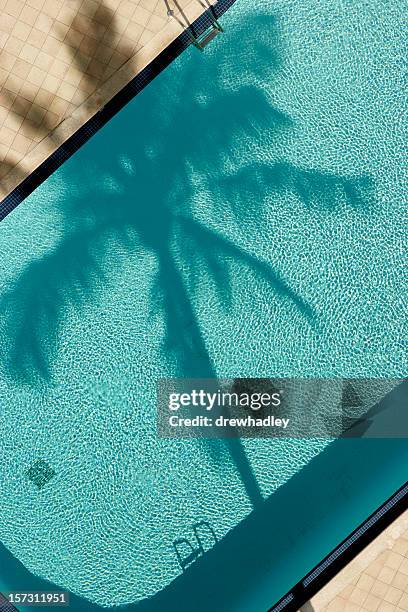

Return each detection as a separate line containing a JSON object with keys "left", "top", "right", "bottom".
{"left": 158, "top": 246, "right": 263, "bottom": 508}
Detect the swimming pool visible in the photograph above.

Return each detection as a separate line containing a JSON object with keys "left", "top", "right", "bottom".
{"left": 0, "top": 0, "right": 406, "bottom": 609}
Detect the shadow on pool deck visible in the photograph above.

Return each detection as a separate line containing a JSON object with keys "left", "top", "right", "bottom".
{"left": 0, "top": 437, "right": 406, "bottom": 611}
{"left": 0, "top": 0, "right": 135, "bottom": 183}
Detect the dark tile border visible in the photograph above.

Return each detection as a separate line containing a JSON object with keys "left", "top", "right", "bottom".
{"left": 0, "top": 0, "right": 238, "bottom": 221}
{"left": 268, "top": 480, "right": 408, "bottom": 611}
{"left": 0, "top": 593, "right": 18, "bottom": 612}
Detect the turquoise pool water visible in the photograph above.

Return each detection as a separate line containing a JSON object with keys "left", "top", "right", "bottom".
{"left": 0, "top": 0, "right": 406, "bottom": 609}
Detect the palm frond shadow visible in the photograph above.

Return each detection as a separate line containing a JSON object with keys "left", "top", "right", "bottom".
{"left": 0, "top": 226, "right": 106, "bottom": 383}
{"left": 0, "top": 13, "right": 374, "bottom": 508}
{"left": 219, "top": 161, "right": 374, "bottom": 213}
{"left": 179, "top": 216, "right": 315, "bottom": 320}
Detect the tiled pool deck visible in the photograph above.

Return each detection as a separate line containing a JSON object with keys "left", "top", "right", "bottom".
{"left": 310, "top": 510, "right": 408, "bottom": 612}
{"left": 0, "top": 0, "right": 215, "bottom": 199}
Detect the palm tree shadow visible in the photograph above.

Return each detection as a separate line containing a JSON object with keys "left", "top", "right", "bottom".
{"left": 220, "top": 161, "right": 374, "bottom": 212}
{"left": 0, "top": 13, "right": 288, "bottom": 380}
{"left": 0, "top": 12, "right": 374, "bottom": 508}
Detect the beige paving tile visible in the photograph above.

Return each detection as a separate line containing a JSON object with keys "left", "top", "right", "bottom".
{"left": 117, "top": 1, "right": 135, "bottom": 19}
{"left": 132, "top": 5, "right": 151, "bottom": 26}
{"left": 1, "top": 13, "right": 17, "bottom": 35}
{"left": 56, "top": 81, "right": 77, "bottom": 102}
{"left": 341, "top": 584, "right": 354, "bottom": 599}
{"left": 326, "top": 597, "right": 347, "bottom": 611}
{"left": 310, "top": 512, "right": 408, "bottom": 612}
{"left": 344, "top": 602, "right": 360, "bottom": 611}
{"left": 3, "top": 110, "right": 23, "bottom": 130}
{"left": 0, "top": 71, "right": 9, "bottom": 88}
{"left": 43, "top": 0, "right": 64, "bottom": 18}
{"left": 349, "top": 586, "right": 368, "bottom": 606}
{"left": 13, "top": 58, "right": 33, "bottom": 79}
{"left": 369, "top": 560, "right": 388, "bottom": 580}
{"left": 146, "top": 14, "right": 167, "bottom": 34}
{"left": 1, "top": 125, "right": 17, "bottom": 147}
{"left": 384, "top": 586, "right": 404, "bottom": 606}
{"left": 29, "top": 27, "right": 47, "bottom": 46}
{"left": 393, "top": 539, "right": 408, "bottom": 557}
{"left": 5, "top": 0, "right": 24, "bottom": 19}
{"left": 0, "top": 50, "right": 17, "bottom": 71}
{"left": 379, "top": 566, "right": 398, "bottom": 586}
{"left": 35, "top": 13, "right": 54, "bottom": 34}
{"left": 377, "top": 603, "right": 396, "bottom": 612}
{"left": 19, "top": 41, "right": 39, "bottom": 62}
{"left": 26, "top": 0, "right": 46, "bottom": 11}
{"left": 0, "top": 31, "right": 9, "bottom": 48}
{"left": 392, "top": 571, "right": 408, "bottom": 591}
{"left": 387, "top": 552, "right": 405, "bottom": 572}
{"left": 363, "top": 592, "right": 382, "bottom": 611}
{"left": 400, "top": 559, "right": 408, "bottom": 576}
{"left": 26, "top": 104, "right": 46, "bottom": 124}
{"left": 4, "top": 34, "right": 24, "bottom": 56}
{"left": 42, "top": 73, "right": 60, "bottom": 94}
{"left": 0, "top": 89, "right": 16, "bottom": 111}
{"left": 0, "top": 142, "right": 9, "bottom": 161}
{"left": 12, "top": 20, "right": 32, "bottom": 42}
{"left": 5, "top": 73, "right": 24, "bottom": 94}
{"left": 357, "top": 572, "right": 375, "bottom": 592}
{"left": 27, "top": 65, "right": 47, "bottom": 87}
{"left": 33, "top": 87, "right": 54, "bottom": 108}
{"left": 373, "top": 580, "right": 393, "bottom": 599}
{"left": 11, "top": 132, "right": 32, "bottom": 154}
{"left": 19, "top": 5, "right": 40, "bottom": 26}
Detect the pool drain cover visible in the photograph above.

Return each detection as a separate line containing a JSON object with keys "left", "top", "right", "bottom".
{"left": 26, "top": 460, "right": 55, "bottom": 489}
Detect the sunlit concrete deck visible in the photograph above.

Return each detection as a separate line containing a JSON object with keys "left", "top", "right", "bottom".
{"left": 0, "top": 0, "right": 215, "bottom": 199}
{"left": 308, "top": 510, "right": 408, "bottom": 612}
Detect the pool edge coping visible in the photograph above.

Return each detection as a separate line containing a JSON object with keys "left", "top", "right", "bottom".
{"left": 310, "top": 508, "right": 408, "bottom": 608}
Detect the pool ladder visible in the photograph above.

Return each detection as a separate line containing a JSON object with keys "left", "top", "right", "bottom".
{"left": 189, "top": 7, "right": 224, "bottom": 51}
{"left": 173, "top": 521, "right": 218, "bottom": 571}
